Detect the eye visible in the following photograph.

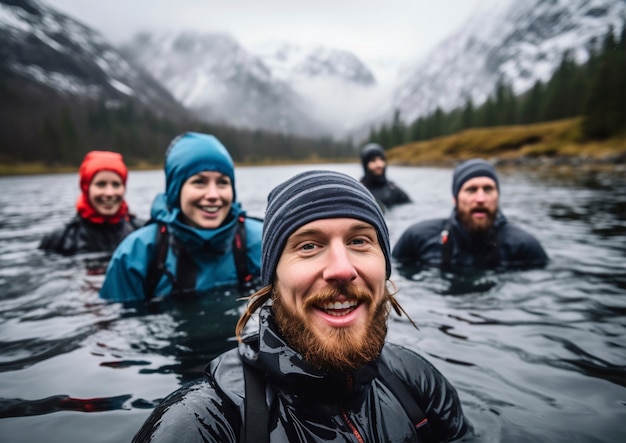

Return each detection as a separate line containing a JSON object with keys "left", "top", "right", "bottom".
{"left": 217, "top": 177, "right": 231, "bottom": 187}
{"left": 190, "top": 177, "right": 206, "bottom": 185}
{"left": 301, "top": 243, "right": 316, "bottom": 251}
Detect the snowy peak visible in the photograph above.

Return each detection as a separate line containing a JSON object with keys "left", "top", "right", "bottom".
{"left": 254, "top": 42, "right": 376, "bottom": 85}
{"left": 0, "top": 0, "right": 182, "bottom": 113}
{"left": 122, "top": 30, "right": 329, "bottom": 136}
{"left": 123, "top": 31, "right": 274, "bottom": 109}
{"left": 123, "top": 32, "right": 384, "bottom": 137}
{"left": 391, "top": 0, "right": 625, "bottom": 124}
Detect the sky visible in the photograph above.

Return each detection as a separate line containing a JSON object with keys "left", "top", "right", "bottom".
{"left": 43, "top": 0, "right": 488, "bottom": 69}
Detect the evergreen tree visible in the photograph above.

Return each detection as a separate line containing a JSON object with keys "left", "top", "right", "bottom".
{"left": 390, "top": 109, "right": 406, "bottom": 147}
{"left": 461, "top": 97, "right": 475, "bottom": 129}
{"left": 582, "top": 25, "right": 626, "bottom": 139}
{"left": 519, "top": 80, "right": 544, "bottom": 124}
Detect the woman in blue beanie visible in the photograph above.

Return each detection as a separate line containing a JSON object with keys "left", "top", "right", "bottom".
{"left": 99, "top": 132, "right": 263, "bottom": 302}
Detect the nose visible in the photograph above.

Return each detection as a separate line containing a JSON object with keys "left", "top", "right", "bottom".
{"left": 203, "top": 182, "right": 220, "bottom": 199}
{"left": 322, "top": 241, "right": 358, "bottom": 283}
{"left": 103, "top": 184, "right": 116, "bottom": 196}
{"left": 475, "top": 188, "right": 487, "bottom": 203}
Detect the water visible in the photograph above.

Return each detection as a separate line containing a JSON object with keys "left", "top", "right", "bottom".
{"left": 0, "top": 164, "right": 625, "bottom": 443}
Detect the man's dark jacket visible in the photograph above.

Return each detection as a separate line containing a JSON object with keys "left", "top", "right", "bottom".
{"left": 133, "top": 305, "right": 468, "bottom": 443}
{"left": 39, "top": 213, "right": 144, "bottom": 255}
{"left": 361, "top": 173, "right": 411, "bottom": 210}
{"left": 392, "top": 210, "right": 548, "bottom": 270}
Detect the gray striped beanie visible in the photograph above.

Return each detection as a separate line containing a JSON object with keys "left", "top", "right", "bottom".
{"left": 452, "top": 158, "right": 499, "bottom": 197}
{"left": 261, "top": 170, "right": 391, "bottom": 286}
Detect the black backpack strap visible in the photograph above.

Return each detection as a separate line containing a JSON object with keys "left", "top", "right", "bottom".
{"left": 242, "top": 363, "right": 269, "bottom": 443}
{"left": 378, "top": 361, "right": 435, "bottom": 443}
{"left": 232, "top": 215, "right": 254, "bottom": 291}
{"left": 440, "top": 221, "right": 453, "bottom": 271}
{"left": 171, "top": 236, "right": 198, "bottom": 296}
{"left": 145, "top": 223, "right": 169, "bottom": 301}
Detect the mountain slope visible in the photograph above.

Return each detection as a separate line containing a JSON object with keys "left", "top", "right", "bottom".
{"left": 390, "top": 0, "right": 626, "bottom": 125}
{"left": 122, "top": 32, "right": 331, "bottom": 137}
{"left": 0, "top": 0, "right": 185, "bottom": 116}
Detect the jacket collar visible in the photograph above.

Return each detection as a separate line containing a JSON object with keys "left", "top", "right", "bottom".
{"left": 149, "top": 192, "right": 245, "bottom": 253}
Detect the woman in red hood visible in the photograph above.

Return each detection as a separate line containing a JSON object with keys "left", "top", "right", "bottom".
{"left": 39, "top": 151, "right": 144, "bottom": 255}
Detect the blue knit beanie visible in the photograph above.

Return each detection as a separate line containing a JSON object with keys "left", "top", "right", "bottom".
{"left": 452, "top": 158, "right": 499, "bottom": 197}
{"left": 261, "top": 170, "right": 391, "bottom": 286}
{"left": 164, "top": 132, "right": 235, "bottom": 208}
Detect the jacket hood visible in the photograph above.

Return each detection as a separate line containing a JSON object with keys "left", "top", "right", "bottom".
{"left": 164, "top": 132, "right": 236, "bottom": 209}
{"left": 360, "top": 143, "right": 387, "bottom": 185}
{"left": 150, "top": 192, "right": 245, "bottom": 253}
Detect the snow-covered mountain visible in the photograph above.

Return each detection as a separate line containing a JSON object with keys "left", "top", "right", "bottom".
{"left": 3, "top": 0, "right": 623, "bottom": 143}
{"left": 389, "top": 0, "right": 626, "bottom": 125}
{"left": 122, "top": 33, "right": 382, "bottom": 137}
{"left": 0, "top": 0, "right": 185, "bottom": 116}
{"left": 252, "top": 42, "right": 388, "bottom": 136}
{"left": 121, "top": 31, "right": 330, "bottom": 137}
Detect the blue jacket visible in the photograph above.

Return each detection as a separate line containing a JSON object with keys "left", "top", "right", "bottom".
{"left": 392, "top": 210, "right": 548, "bottom": 270}
{"left": 133, "top": 305, "right": 468, "bottom": 442}
{"left": 99, "top": 193, "right": 262, "bottom": 302}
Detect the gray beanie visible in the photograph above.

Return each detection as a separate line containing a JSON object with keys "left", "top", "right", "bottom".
{"left": 452, "top": 158, "right": 499, "bottom": 197}
{"left": 261, "top": 170, "right": 391, "bottom": 285}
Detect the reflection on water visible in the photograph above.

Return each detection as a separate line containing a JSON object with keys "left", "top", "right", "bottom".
{"left": 0, "top": 165, "right": 625, "bottom": 443}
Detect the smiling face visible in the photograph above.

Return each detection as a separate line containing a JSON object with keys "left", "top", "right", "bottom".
{"left": 179, "top": 171, "right": 233, "bottom": 229}
{"left": 272, "top": 217, "right": 389, "bottom": 371}
{"left": 88, "top": 170, "right": 125, "bottom": 217}
{"left": 454, "top": 176, "right": 499, "bottom": 232}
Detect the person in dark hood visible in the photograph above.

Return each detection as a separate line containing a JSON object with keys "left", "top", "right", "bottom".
{"left": 392, "top": 158, "right": 548, "bottom": 271}
{"left": 39, "top": 150, "right": 144, "bottom": 255}
{"left": 133, "top": 170, "right": 468, "bottom": 443}
{"left": 359, "top": 142, "right": 411, "bottom": 210}
{"left": 99, "top": 132, "right": 263, "bottom": 302}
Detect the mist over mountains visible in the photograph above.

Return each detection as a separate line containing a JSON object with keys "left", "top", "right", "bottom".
{"left": 1, "top": 0, "right": 624, "bottom": 146}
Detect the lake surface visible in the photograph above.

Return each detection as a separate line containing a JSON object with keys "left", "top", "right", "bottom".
{"left": 0, "top": 163, "right": 624, "bottom": 442}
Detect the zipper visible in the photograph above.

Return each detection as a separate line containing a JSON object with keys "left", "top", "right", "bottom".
{"left": 339, "top": 373, "right": 365, "bottom": 443}
{"left": 340, "top": 405, "right": 365, "bottom": 443}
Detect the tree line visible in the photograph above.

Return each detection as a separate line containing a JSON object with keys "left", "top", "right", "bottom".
{"left": 368, "top": 23, "right": 626, "bottom": 149}
{"left": 0, "top": 75, "right": 354, "bottom": 168}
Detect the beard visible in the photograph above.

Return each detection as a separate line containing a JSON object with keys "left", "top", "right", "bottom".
{"left": 457, "top": 206, "right": 497, "bottom": 233}
{"left": 272, "top": 284, "right": 389, "bottom": 372}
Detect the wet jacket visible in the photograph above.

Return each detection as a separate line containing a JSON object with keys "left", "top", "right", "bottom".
{"left": 39, "top": 213, "right": 144, "bottom": 255}
{"left": 392, "top": 210, "right": 548, "bottom": 270}
{"left": 99, "top": 193, "right": 262, "bottom": 302}
{"left": 361, "top": 174, "right": 411, "bottom": 210}
{"left": 133, "top": 305, "right": 468, "bottom": 443}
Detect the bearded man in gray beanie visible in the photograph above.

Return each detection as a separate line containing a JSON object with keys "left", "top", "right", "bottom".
{"left": 133, "top": 170, "right": 468, "bottom": 443}
{"left": 393, "top": 158, "right": 548, "bottom": 271}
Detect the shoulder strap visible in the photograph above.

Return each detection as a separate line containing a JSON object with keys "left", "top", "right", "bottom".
{"left": 243, "top": 363, "right": 269, "bottom": 443}
{"left": 145, "top": 217, "right": 252, "bottom": 300}
{"left": 378, "top": 361, "right": 435, "bottom": 443}
{"left": 145, "top": 223, "right": 169, "bottom": 301}
{"left": 440, "top": 221, "right": 453, "bottom": 271}
{"left": 232, "top": 215, "right": 254, "bottom": 291}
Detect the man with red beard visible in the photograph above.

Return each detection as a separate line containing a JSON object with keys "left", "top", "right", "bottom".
{"left": 133, "top": 170, "right": 468, "bottom": 443}
{"left": 392, "top": 158, "right": 548, "bottom": 271}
